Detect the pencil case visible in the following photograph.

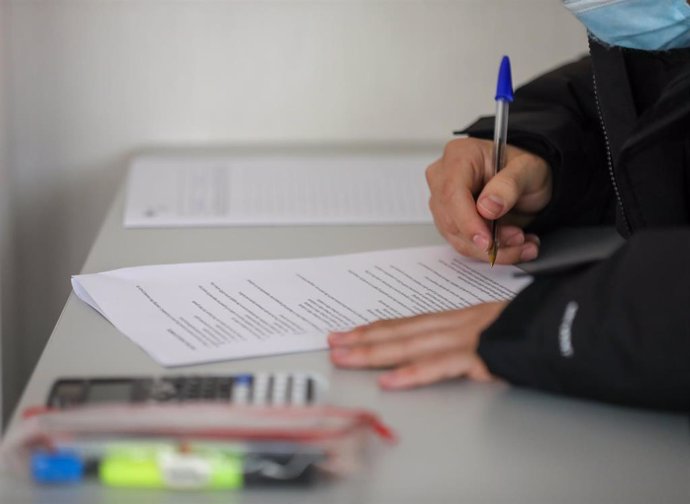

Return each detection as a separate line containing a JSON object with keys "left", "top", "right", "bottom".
{"left": 1, "top": 403, "right": 396, "bottom": 490}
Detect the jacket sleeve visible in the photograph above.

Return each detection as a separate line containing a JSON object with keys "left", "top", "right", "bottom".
{"left": 459, "top": 56, "right": 613, "bottom": 233}
{"left": 478, "top": 228, "right": 690, "bottom": 412}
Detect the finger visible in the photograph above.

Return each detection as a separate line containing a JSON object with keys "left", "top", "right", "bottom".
{"left": 498, "top": 225, "right": 525, "bottom": 247}
{"left": 428, "top": 195, "right": 460, "bottom": 238}
{"left": 445, "top": 186, "right": 493, "bottom": 251}
{"left": 525, "top": 233, "right": 541, "bottom": 247}
{"left": 436, "top": 229, "right": 492, "bottom": 262}
{"left": 429, "top": 201, "right": 489, "bottom": 261}
{"left": 476, "top": 152, "right": 549, "bottom": 220}
{"left": 419, "top": 222, "right": 532, "bottom": 264}
{"left": 427, "top": 157, "right": 491, "bottom": 248}
{"left": 476, "top": 162, "right": 529, "bottom": 220}
{"left": 492, "top": 240, "right": 540, "bottom": 264}
{"left": 429, "top": 183, "right": 491, "bottom": 250}
{"left": 331, "top": 301, "right": 507, "bottom": 365}
{"left": 378, "top": 351, "right": 492, "bottom": 389}
{"left": 330, "top": 328, "right": 472, "bottom": 368}
{"left": 518, "top": 239, "right": 539, "bottom": 263}
{"left": 328, "top": 310, "right": 469, "bottom": 347}
{"left": 480, "top": 225, "right": 540, "bottom": 265}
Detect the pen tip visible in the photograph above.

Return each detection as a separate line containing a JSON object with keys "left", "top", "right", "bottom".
{"left": 488, "top": 246, "right": 497, "bottom": 267}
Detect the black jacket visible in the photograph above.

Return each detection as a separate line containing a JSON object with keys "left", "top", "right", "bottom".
{"left": 464, "top": 39, "right": 690, "bottom": 412}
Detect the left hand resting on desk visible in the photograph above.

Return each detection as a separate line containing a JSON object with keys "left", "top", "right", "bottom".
{"left": 328, "top": 301, "right": 508, "bottom": 389}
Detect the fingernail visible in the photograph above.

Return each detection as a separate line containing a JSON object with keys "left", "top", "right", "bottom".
{"left": 478, "top": 195, "right": 504, "bottom": 218}
{"left": 472, "top": 234, "right": 490, "bottom": 250}
{"left": 520, "top": 243, "right": 539, "bottom": 262}
{"left": 525, "top": 234, "right": 541, "bottom": 246}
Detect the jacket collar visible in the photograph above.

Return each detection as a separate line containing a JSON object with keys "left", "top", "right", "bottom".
{"left": 623, "top": 61, "right": 690, "bottom": 155}
{"left": 589, "top": 39, "right": 690, "bottom": 232}
{"left": 588, "top": 39, "right": 638, "bottom": 164}
{"left": 589, "top": 38, "right": 690, "bottom": 159}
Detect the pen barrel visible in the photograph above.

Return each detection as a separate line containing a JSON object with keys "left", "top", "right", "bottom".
{"left": 492, "top": 100, "right": 510, "bottom": 176}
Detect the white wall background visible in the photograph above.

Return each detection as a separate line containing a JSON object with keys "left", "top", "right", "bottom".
{"left": 2, "top": 0, "right": 587, "bottom": 421}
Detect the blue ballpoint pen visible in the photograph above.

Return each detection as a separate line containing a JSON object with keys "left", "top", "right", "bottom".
{"left": 488, "top": 56, "right": 515, "bottom": 266}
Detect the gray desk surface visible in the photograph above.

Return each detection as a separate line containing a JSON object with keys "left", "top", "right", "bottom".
{"left": 1, "top": 146, "right": 688, "bottom": 503}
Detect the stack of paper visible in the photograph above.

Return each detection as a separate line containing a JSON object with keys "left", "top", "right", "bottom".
{"left": 73, "top": 246, "right": 531, "bottom": 367}
{"left": 125, "top": 153, "right": 435, "bottom": 228}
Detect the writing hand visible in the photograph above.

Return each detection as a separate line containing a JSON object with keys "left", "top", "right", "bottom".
{"left": 427, "top": 138, "right": 552, "bottom": 264}
{"left": 328, "top": 301, "right": 508, "bottom": 389}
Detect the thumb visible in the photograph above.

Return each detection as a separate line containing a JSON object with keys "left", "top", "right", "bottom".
{"left": 475, "top": 160, "right": 530, "bottom": 220}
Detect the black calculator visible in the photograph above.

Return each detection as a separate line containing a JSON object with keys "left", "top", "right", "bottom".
{"left": 47, "top": 372, "right": 326, "bottom": 409}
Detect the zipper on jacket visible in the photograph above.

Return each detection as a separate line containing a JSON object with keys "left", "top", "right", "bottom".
{"left": 591, "top": 66, "right": 632, "bottom": 236}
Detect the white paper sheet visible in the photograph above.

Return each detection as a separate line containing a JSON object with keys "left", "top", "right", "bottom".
{"left": 124, "top": 154, "right": 434, "bottom": 227}
{"left": 72, "top": 246, "right": 532, "bottom": 367}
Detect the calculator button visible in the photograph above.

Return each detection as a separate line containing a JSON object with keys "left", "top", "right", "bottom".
{"left": 271, "top": 373, "right": 288, "bottom": 406}
{"left": 217, "top": 378, "right": 232, "bottom": 400}
{"left": 253, "top": 373, "right": 270, "bottom": 406}
{"left": 232, "top": 374, "right": 253, "bottom": 405}
{"left": 183, "top": 377, "right": 203, "bottom": 399}
{"left": 291, "top": 374, "right": 308, "bottom": 406}
{"left": 149, "top": 380, "right": 177, "bottom": 402}
{"left": 201, "top": 378, "right": 218, "bottom": 399}
{"left": 306, "top": 378, "right": 315, "bottom": 404}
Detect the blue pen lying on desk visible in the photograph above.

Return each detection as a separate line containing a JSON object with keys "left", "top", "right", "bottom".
{"left": 487, "top": 55, "right": 514, "bottom": 266}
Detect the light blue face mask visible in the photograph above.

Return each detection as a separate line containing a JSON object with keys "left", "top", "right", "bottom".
{"left": 563, "top": 0, "right": 690, "bottom": 50}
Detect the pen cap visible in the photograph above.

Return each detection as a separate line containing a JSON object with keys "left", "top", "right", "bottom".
{"left": 495, "top": 56, "right": 514, "bottom": 102}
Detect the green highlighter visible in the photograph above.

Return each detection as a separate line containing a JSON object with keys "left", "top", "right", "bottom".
{"left": 97, "top": 442, "right": 322, "bottom": 489}
{"left": 99, "top": 444, "right": 243, "bottom": 490}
